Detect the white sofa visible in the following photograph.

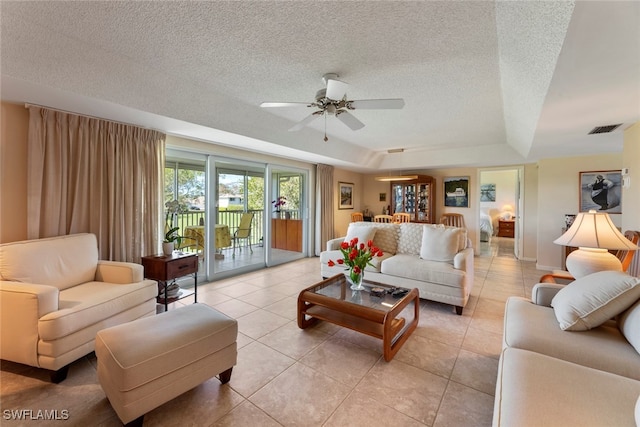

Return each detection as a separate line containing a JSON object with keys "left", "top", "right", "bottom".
{"left": 493, "top": 271, "right": 640, "bottom": 426}
{"left": 320, "top": 222, "right": 474, "bottom": 315}
{"left": 0, "top": 233, "right": 157, "bottom": 382}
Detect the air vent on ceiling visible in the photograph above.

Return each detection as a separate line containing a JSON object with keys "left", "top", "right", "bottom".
{"left": 588, "top": 124, "right": 622, "bottom": 134}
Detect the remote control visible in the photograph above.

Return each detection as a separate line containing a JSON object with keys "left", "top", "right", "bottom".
{"left": 392, "top": 289, "right": 408, "bottom": 298}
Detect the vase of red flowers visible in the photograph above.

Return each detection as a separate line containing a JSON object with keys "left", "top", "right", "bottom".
{"left": 328, "top": 237, "right": 383, "bottom": 290}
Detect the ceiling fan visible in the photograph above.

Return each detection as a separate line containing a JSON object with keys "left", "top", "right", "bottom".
{"left": 260, "top": 73, "right": 405, "bottom": 141}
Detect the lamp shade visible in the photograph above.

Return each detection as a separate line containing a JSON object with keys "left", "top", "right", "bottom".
{"left": 554, "top": 210, "right": 638, "bottom": 278}
{"left": 553, "top": 210, "right": 639, "bottom": 250}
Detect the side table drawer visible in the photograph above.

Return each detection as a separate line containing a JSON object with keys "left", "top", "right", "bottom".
{"left": 498, "top": 220, "right": 515, "bottom": 238}
{"left": 166, "top": 256, "right": 198, "bottom": 278}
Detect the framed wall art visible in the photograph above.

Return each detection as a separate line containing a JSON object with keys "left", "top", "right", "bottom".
{"left": 579, "top": 170, "right": 622, "bottom": 213}
{"left": 339, "top": 182, "right": 354, "bottom": 209}
{"left": 480, "top": 183, "right": 496, "bottom": 202}
{"left": 444, "top": 176, "right": 469, "bottom": 208}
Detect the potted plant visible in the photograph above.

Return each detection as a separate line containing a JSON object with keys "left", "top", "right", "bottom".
{"left": 272, "top": 196, "right": 287, "bottom": 218}
{"left": 163, "top": 227, "right": 182, "bottom": 255}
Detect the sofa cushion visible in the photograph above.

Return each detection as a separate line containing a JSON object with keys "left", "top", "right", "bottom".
{"left": 397, "top": 223, "right": 425, "bottom": 255}
{"left": 503, "top": 296, "right": 640, "bottom": 380}
{"left": 551, "top": 271, "right": 640, "bottom": 331}
{"left": 619, "top": 299, "right": 640, "bottom": 354}
{"left": 419, "top": 225, "right": 466, "bottom": 262}
{"left": 636, "top": 394, "right": 640, "bottom": 426}
{"left": 0, "top": 233, "right": 98, "bottom": 290}
{"left": 38, "top": 280, "right": 157, "bottom": 341}
{"left": 381, "top": 254, "right": 466, "bottom": 288}
{"left": 346, "top": 222, "right": 399, "bottom": 254}
{"left": 494, "top": 347, "right": 640, "bottom": 427}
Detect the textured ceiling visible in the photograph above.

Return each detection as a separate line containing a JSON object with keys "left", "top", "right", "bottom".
{"left": 1, "top": 1, "right": 639, "bottom": 171}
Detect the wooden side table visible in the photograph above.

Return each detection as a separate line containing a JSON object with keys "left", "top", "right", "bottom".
{"left": 498, "top": 220, "right": 515, "bottom": 238}
{"left": 141, "top": 252, "right": 198, "bottom": 311}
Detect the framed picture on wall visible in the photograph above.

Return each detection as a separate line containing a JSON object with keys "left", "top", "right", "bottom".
{"left": 480, "top": 183, "right": 496, "bottom": 202}
{"left": 339, "top": 182, "right": 354, "bottom": 209}
{"left": 579, "top": 170, "right": 622, "bottom": 213}
{"left": 444, "top": 176, "right": 470, "bottom": 208}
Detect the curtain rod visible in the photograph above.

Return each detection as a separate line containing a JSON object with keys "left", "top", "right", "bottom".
{"left": 24, "top": 102, "right": 159, "bottom": 132}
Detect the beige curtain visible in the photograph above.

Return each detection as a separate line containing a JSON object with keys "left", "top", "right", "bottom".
{"left": 315, "top": 163, "right": 334, "bottom": 256}
{"left": 27, "top": 106, "right": 165, "bottom": 262}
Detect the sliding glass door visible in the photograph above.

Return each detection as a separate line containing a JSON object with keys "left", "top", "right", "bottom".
{"left": 164, "top": 154, "right": 207, "bottom": 279}
{"left": 212, "top": 159, "right": 266, "bottom": 277}
{"left": 165, "top": 149, "right": 310, "bottom": 281}
{"left": 268, "top": 166, "right": 307, "bottom": 266}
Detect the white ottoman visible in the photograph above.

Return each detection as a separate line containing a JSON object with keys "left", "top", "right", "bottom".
{"left": 96, "top": 303, "right": 237, "bottom": 426}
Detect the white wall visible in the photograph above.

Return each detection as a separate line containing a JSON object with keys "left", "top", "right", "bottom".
{"left": 333, "top": 168, "right": 364, "bottom": 237}
{"left": 480, "top": 170, "right": 517, "bottom": 216}
{"left": 622, "top": 122, "right": 640, "bottom": 233}
{"left": 522, "top": 163, "right": 539, "bottom": 261}
{"left": 536, "top": 153, "right": 623, "bottom": 270}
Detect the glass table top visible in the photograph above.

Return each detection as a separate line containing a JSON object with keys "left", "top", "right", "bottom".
{"left": 306, "top": 275, "right": 411, "bottom": 312}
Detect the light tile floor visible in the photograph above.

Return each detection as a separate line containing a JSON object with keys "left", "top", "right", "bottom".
{"left": 1, "top": 237, "right": 549, "bottom": 426}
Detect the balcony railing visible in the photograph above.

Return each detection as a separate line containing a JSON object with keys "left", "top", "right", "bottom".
{"left": 171, "top": 208, "right": 301, "bottom": 248}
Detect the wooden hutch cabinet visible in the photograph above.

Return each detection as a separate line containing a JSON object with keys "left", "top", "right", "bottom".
{"left": 390, "top": 175, "right": 435, "bottom": 223}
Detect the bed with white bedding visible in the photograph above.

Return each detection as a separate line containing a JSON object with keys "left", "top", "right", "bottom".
{"left": 480, "top": 212, "right": 493, "bottom": 242}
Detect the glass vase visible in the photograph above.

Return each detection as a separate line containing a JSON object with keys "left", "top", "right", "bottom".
{"left": 348, "top": 268, "right": 365, "bottom": 290}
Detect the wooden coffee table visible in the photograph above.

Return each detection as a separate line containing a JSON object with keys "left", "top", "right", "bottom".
{"left": 297, "top": 274, "right": 419, "bottom": 361}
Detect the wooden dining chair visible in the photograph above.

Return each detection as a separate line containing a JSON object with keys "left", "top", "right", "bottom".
{"left": 373, "top": 214, "right": 393, "bottom": 223}
{"left": 392, "top": 213, "right": 411, "bottom": 223}
{"left": 351, "top": 212, "right": 364, "bottom": 222}
{"left": 440, "top": 213, "right": 466, "bottom": 228}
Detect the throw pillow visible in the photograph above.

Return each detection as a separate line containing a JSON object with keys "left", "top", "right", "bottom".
{"left": 349, "top": 222, "right": 398, "bottom": 254}
{"left": 419, "top": 225, "right": 466, "bottom": 262}
{"left": 397, "top": 222, "right": 426, "bottom": 254}
{"left": 618, "top": 299, "right": 640, "bottom": 354}
{"left": 344, "top": 224, "right": 377, "bottom": 246}
{"left": 551, "top": 270, "right": 640, "bottom": 331}
{"left": 635, "top": 394, "right": 640, "bottom": 427}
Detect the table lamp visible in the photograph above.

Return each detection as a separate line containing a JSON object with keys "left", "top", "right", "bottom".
{"left": 500, "top": 204, "right": 514, "bottom": 220}
{"left": 553, "top": 210, "right": 639, "bottom": 278}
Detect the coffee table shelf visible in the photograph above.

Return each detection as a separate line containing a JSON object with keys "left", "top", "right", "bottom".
{"left": 297, "top": 274, "right": 419, "bottom": 361}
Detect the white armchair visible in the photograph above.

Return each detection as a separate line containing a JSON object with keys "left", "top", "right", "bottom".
{"left": 0, "top": 233, "right": 157, "bottom": 382}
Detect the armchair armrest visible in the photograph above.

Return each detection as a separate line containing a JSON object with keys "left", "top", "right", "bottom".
{"left": 0, "top": 281, "right": 59, "bottom": 366}
{"left": 326, "top": 237, "right": 345, "bottom": 251}
{"left": 539, "top": 270, "right": 574, "bottom": 284}
{"left": 453, "top": 247, "right": 473, "bottom": 271}
{"left": 96, "top": 261, "right": 144, "bottom": 283}
{"left": 531, "top": 283, "right": 565, "bottom": 307}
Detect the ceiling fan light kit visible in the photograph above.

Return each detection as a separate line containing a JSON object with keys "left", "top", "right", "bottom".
{"left": 260, "top": 73, "right": 405, "bottom": 139}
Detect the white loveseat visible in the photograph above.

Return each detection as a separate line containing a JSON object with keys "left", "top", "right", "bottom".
{"left": 320, "top": 222, "right": 474, "bottom": 315}
{"left": 0, "top": 233, "right": 157, "bottom": 382}
{"left": 493, "top": 271, "right": 640, "bottom": 426}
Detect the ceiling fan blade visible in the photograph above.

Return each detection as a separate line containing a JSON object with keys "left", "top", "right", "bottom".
{"left": 288, "top": 112, "right": 322, "bottom": 132}
{"left": 348, "top": 99, "right": 405, "bottom": 110}
{"left": 335, "top": 110, "right": 365, "bottom": 131}
{"left": 260, "top": 102, "right": 310, "bottom": 108}
{"left": 325, "top": 78, "right": 349, "bottom": 101}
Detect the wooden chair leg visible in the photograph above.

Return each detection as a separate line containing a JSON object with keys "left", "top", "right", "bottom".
{"left": 50, "top": 365, "right": 69, "bottom": 383}
{"left": 124, "top": 415, "right": 144, "bottom": 427}
{"left": 218, "top": 367, "right": 233, "bottom": 384}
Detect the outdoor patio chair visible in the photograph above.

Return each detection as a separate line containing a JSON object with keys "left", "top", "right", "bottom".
{"left": 232, "top": 213, "right": 254, "bottom": 258}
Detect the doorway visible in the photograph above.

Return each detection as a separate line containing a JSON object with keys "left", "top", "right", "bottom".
{"left": 478, "top": 167, "right": 523, "bottom": 259}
